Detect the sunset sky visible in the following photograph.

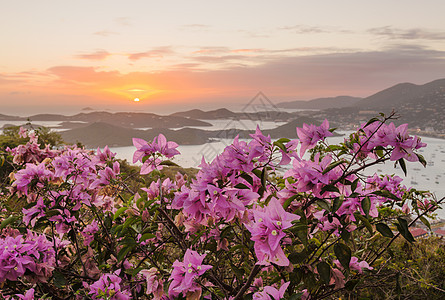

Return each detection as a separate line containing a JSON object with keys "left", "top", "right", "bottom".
{"left": 1, "top": 0, "right": 445, "bottom": 115}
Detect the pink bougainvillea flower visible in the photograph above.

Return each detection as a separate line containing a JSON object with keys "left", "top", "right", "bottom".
{"left": 297, "top": 119, "right": 333, "bottom": 156}
{"left": 168, "top": 249, "right": 212, "bottom": 297}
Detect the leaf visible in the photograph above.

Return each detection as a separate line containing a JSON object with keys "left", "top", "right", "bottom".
{"left": 419, "top": 216, "right": 431, "bottom": 230}
{"left": 322, "top": 160, "right": 344, "bottom": 175}
{"left": 53, "top": 270, "right": 66, "bottom": 288}
{"left": 351, "top": 178, "right": 359, "bottom": 192}
{"left": 334, "top": 243, "right": 351, "bottom": 270}
{"left": 416, "top": 153, "right": 427, "bottom": 168}
{"left": 371, "top": 190, "right": 401, "bottom": 201}
{"left": 159, "top": 160, "right": 179, "bottom": 166}
{"left": 317, "top": 200, "right": 331, "bottom": 212}
{"left": 317, "top": 261, "right": 331, "bottom": 285}
{"left": 283, "top": 195, "right": 299, "bottom": 210}
{"left": 261, "top": 168, "right": 267, "bottom": 188}
{"left": 355, "top": 213, "right": 373, "bottom": 234}
{"left": 240, "top": 173, "right": 254, "bottom": 185}
{"left": 139, "top": 233, "right": 155, "bottom": 242}
{"left": 273, "top": 141, "right": 287, "bottom": 152}
{"left": 114, "top": 207, "right": 128, "bottom": 220}
{"left": 234, "top": 183, "right": 250, "bottom": 189}
{"left": 376, "top": 223, "right": 394, "bottom": 238}
{"left": 320, "top": 184, "right": 340, "bottom": 195}
{"left": 345, "top": 279, "right": 360, "bottom": 291}
{"left": 289, "top": 249, "right": 308, "bottom": 264}
{"left": 0, "top": 216, "right": 19, "bottom": 230}
{"left": 293, "top": 224, "right": 308, "bottom": 247}
{"left": 230, "top": 263, "right": 245, "bottom": 279}
{"left": 117, "top": 244, "right": 135, "bottom": 262}
{"left": 396, "top": 217, "right": 415, "bottom": 243}
{"left": 398, "top": 158, "right": 407, "bottom": 176}
{"left": 361, "top": 196, "right": 371, "bottom": 218}
{"left": 364, "top": 117, "right": 381, "bottom": 128}
{"left": 276, "top": 138, "right": 291, "bottom": 144}
{"left": 332, "top": 196, "right": 344, "bottom": 213}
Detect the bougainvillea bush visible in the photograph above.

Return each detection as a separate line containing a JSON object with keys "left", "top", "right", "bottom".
{"left": 0, "top": 114, "right": 442, "bottom": 299}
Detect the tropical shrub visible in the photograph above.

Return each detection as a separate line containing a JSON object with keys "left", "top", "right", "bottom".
{"left": 0, "top": 113, "right": 442, "bottom": 299}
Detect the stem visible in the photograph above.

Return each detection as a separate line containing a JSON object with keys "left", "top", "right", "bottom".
{"left": 233, "top": 264, "right": 261, "bottom": 299}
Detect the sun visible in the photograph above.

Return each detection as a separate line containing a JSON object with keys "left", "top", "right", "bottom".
{"left": 134, "top": 98, "right": 140, "bottom": 102}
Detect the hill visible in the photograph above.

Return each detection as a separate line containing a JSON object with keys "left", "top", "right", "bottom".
{"left": 60, "top": 122, "right": 210, "bottom": 148}
{"left": 355, "top": 79, "right": 445, "bottom": 110}
{"left": 277, "top": 96, "right": 362, "bottom": 109}
{"left": 13, "top": 112, "right": 212, "bottom": 129}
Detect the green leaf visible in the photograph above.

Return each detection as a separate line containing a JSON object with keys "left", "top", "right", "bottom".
{"left": 289, "top": 249, "right": 308, "bottom": 264}
{"left": 371, "top": 190, "right": 401, "bottom": 201}
{"left": 376, "top": 223, "right": 394, "bottom": 238}
{"left": 114, "top": 207, "right": 128, "bottom": 220}
{"left": 332, "top": 196, "right": 344, "bottom": 213}
{"left": 334, "top": 243, "right": 351, "bottom": 270}
{"left": 317, "top": 261, "right": 331, "bottom": 285}
{"left": 351, "top": 178, "right": 359, "bottom": 192}
{"left": 0, "top": 216, "right": 19, "bottom": 230}
{"left": 396, "top": 217, "right": 415, "bottom": 243}
{"left": 293, "top": 224, "right": 308, "bottom": 247}
{"left": 230, "top": 263, "right": 245, "bottom": 279}
{"left": 419, "top": 216, "right": 431, "bottom": 230}
{"left": 234, "top": 183, "right": 250, "bottom": 189}
{"left": 320, "top": 184, "right": 340, "bottom": 195}
{"left": 53, "top": 270, "right": 67, "bottom": 288}
{"left": 416, "top": 153, "right": 427, "bottom": 168}
{"left": 364, "top": 117, "right": 381, "bottom": 128}
{"left": 345, "top": 279, "right": 360, "bottom": 291}
{"left": 322, "top": 160, "right": 344, "bottom": 175}
{"left": 117, "top": 244, "right": 135, "bottom": 262}
{"left": 398, "top": 158, "right": 407, "bottom": 176}
{"left": 159, "top": 160, "right": 179, "bottom": 166}
{"left": 273, "top": 141, "right": 287, "bottom": 152}
{"left": 354, "top": 213, "right": 373, "bottom": 234}
{"left": 317, "top": 199, "right": 331, "bottom": 212}
{"left": 276, "top": 138, "right": 291, "bottom": 144}
{"left": 261, "top": 168, "right": 267, "bottom": 188}
{"left": 283, "top": 195, "right": 299, "bottom": 210}
{"left": 240, "top": 173, "right": 254, "bottom": 185}
{"left": 140, "top": 233, "right": 155, "bottom": 242}
{"left": 361, "top": 196, "right": 371, "bottom": 218}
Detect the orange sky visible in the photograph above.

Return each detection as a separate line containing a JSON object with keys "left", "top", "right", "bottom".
{"left": 1, "top": 1, "right": 445, "bottom": 115}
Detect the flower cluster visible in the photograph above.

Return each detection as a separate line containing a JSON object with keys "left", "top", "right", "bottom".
{"left": 87, "top": 271, "right": 132, "bottom": 299}
{"left": 133, "top": 134, "right": 180, "bottom": 174}
{"left": 168, "top": 249, "right": 212, "bottom": 297}
{"left": 247, "top": 198, "right": 299, "bottom": 266}
{"left": 0, "top": 231, "right": 55, "bottom": 283}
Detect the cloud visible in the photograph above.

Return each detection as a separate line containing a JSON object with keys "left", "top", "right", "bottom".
{"left": 368, "top": 26, "right": 445, "bottom": 40}
{"left": 3, "top": 44, "right": 445, "bottom": 114}
{"left": 115, "top": 17, "right": 131, "bottom": 26}
{"left": 278, "top": 25, "right": 327, "bottom": 34}
{"left": 127, "top": 47, "right": 175, "bottom": 61}
{"left": 93, "top": 30, "right": 118, "bottom": 37}
{"left": 75, "top": 50, "right": 111, "bottom": 60}
{"left": 181, "top": 24, "right": 211, "bottom": 31}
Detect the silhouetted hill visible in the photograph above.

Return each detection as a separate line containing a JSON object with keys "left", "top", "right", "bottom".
{"left": 264, "top": 117, "right": 320, "bottom": 138}
{"left": 356, "top": 78, "right": 445, "bottom": 110}
{"left": 171, "top": 108, "right": 295, "bottom": 121}
{"left": 277, "top": 96, "right": 362, "bottom": 109}
{"left": 25, "top": 112, "right": 212, "bottom": 129}
{"left": 171, "top": 108, "right": 238, "bottom": 119}
{"left": 60, "top": 122, "right": 209, "bottom": 147}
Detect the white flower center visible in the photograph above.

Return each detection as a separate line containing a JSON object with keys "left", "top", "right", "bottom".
{"left": 188, "top": 268, "right": 193, "bottom": 273}
{"left": 271, "top": 230, "right": 278, "bottom": 236}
